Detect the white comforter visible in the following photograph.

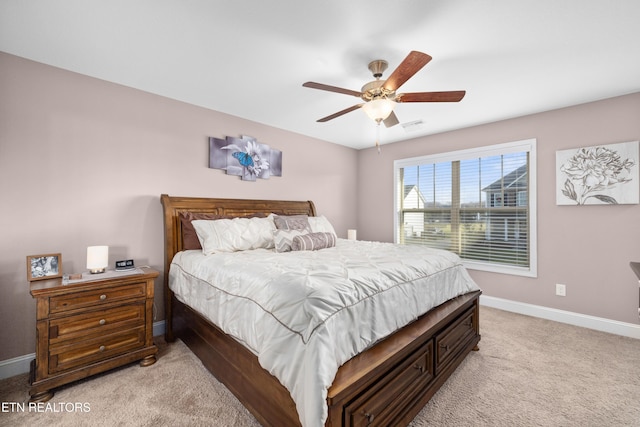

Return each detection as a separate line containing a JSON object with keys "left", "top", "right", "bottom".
{"left": 169, "top": 239, "right": 480, "bottom": 427}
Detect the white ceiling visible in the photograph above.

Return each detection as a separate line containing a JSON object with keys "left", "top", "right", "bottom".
{"left": 1, "top": 1, "right": 639, "bottom": 150}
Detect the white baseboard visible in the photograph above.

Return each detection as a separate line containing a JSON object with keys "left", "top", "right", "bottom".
{"left": 0, "top": 353, "right": 33, "bottom": 381}
{"left": 480, "top": 295, "right": 640, "bottom": 339}
{"left": 153, "top": 320, "right": 166, "bottom": 338}
{"left": 0, "top": 320, "right": 166, "bottom": 380}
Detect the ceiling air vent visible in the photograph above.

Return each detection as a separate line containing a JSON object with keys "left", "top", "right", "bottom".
{"left": 401, "top": 120, "right": 425, "bottom": 133}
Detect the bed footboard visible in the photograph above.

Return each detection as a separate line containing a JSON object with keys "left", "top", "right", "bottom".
{"left": 172, "top": 290, "right": 480, "bottom": 427}
{"left": 327, "top": 290, "right": 480, "bottom": 426}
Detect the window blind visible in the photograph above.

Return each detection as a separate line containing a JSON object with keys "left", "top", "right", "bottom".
{"left": 395, "top": 139, "right": 537, "bottom": 277}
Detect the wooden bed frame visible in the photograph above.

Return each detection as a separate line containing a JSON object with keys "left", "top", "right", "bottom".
{"left": 161, "top": 194, "right": 481, "bottom": 427}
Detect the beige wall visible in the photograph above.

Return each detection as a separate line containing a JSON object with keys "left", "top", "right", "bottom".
{"left": 357, "top": 92, "right": 640, "bottom": 324}
{"left": 0, "top": 53, "right": 358, "bottom": 360}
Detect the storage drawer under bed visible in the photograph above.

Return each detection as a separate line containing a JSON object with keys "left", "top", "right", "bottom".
{"left": 344, "top": 341, "right": 434, "bottom": 426}
{"left": 434, "top": 306, "right": 477, "bottom": 374}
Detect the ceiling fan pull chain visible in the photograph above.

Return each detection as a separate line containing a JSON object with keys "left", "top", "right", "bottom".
{"left": 375, "top": 120, "right": 381, "bottom": 154}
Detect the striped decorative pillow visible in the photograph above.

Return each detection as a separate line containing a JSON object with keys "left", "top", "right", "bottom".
{"left": 291, "top": 232, "right": 336, "bottom": 252}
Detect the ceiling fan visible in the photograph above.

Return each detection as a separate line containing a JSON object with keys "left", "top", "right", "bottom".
{"left": 303, "top": 50, "right": 465, "bottom": 128}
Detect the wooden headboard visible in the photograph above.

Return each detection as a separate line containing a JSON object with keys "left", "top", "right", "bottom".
{"left": 159, "top": 194, "right": 316, "bottom": 337}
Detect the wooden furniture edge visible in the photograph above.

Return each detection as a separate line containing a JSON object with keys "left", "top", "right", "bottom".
{"left": 29, "top": 267, "right": 159, "bottom": 296}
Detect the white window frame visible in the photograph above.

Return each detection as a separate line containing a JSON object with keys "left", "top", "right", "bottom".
{"left": 393, "top": 139, "right": 537, "bottom": 277}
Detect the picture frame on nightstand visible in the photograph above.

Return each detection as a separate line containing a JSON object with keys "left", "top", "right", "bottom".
{"left": 26, "top": 253, "right": 62, "bottom": 281}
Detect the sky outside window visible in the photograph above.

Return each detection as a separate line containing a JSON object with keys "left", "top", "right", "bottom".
{"left": 403, "top": 152, "right": 528, "bottom": 206}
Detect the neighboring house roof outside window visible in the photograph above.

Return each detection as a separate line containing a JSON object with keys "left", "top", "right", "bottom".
{"left": 404, "top": 184, "right": 419, "bottom": 199}
{"left": 482, "top": 165, "right": 528, "bottom": 193}
{"left": 403, "top": 185, "right": 426, "bottom": 207}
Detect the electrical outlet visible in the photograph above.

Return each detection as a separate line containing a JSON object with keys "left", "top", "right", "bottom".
{"left": 555, "top": 283, "right": 566, "bottom": 297}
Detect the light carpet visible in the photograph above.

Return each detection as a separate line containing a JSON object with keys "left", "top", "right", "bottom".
{"left": 1, "top": 307, "right": 639, "bottom": 426}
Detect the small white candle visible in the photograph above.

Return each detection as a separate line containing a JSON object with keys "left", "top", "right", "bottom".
{"left": 347, "top": 229, "right": 357, "bottom": 240}
{"left": 87, "top": 246, "right": 109, "bottom": 273}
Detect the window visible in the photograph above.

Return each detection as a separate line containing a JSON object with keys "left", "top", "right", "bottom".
{"left": 394, "top": 139, "right": 537, "bottom": 277}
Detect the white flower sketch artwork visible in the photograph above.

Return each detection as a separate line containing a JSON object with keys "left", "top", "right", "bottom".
{"left": 556, "top": 141, "right": 639, "bottom": 205}
{"left": 209, "top": 135, "right": 282, "bottom": 181}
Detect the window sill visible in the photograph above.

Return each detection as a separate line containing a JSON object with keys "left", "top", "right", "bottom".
{"left": 463, "top": 259, "right": 537, "bottom": 278}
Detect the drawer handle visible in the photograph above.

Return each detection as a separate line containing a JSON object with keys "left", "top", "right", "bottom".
{"left": 99, "top": 345, "right": 106, "bottom": 352}
{"left": 413, "top": 363, "right": 425, "bottom": 374}
{"left": 362, "top": 411, "right": 375, "bottom": 424}
{"left": 440, "top": 343, "right": 450, "bottom": 352}
{"left": 99, "top": 294, "right": 107, "bottom": 301}
{"left": 99, "top": 319, "right": 106, "bottom": 325}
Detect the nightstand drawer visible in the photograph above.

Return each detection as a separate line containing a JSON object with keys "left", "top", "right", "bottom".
{"left": 49, "top": 304, "right": 145, "bottom": 344}
{"left": 49, "top": 327, "right": 146, "bottom": 374}
{"left": 49, "top": 283, "right": 146, "bottom": 314}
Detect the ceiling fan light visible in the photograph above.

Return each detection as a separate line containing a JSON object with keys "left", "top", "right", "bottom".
{"left": 362, "top": 99, "right": 396, "bottom": 122}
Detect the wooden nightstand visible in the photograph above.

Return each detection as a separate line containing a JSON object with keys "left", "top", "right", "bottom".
{"left": 28, "top": 267, "right": 159, "bottom": 402}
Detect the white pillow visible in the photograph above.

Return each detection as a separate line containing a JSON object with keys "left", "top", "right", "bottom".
{"left": 308, "top": 215, "right": 337, "bottom": 237}
{"left": 192, "top": 216, "right": 276, "bottom": 254}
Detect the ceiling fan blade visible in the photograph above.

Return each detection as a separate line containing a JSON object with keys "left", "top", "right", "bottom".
{"left": 383, "top": 51, "right": 432, "bottom": 92}
{"left": 397, "top": 91, "right": 466, "bottom": 103}
{"left": 303, "top": 82, "right": 363, "bottom": 98}
{"left": 383, "top": 111, "right": 400, "bottom": 128}
{"left": 317, "top": 104, "right": 363, "bottom": 122}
